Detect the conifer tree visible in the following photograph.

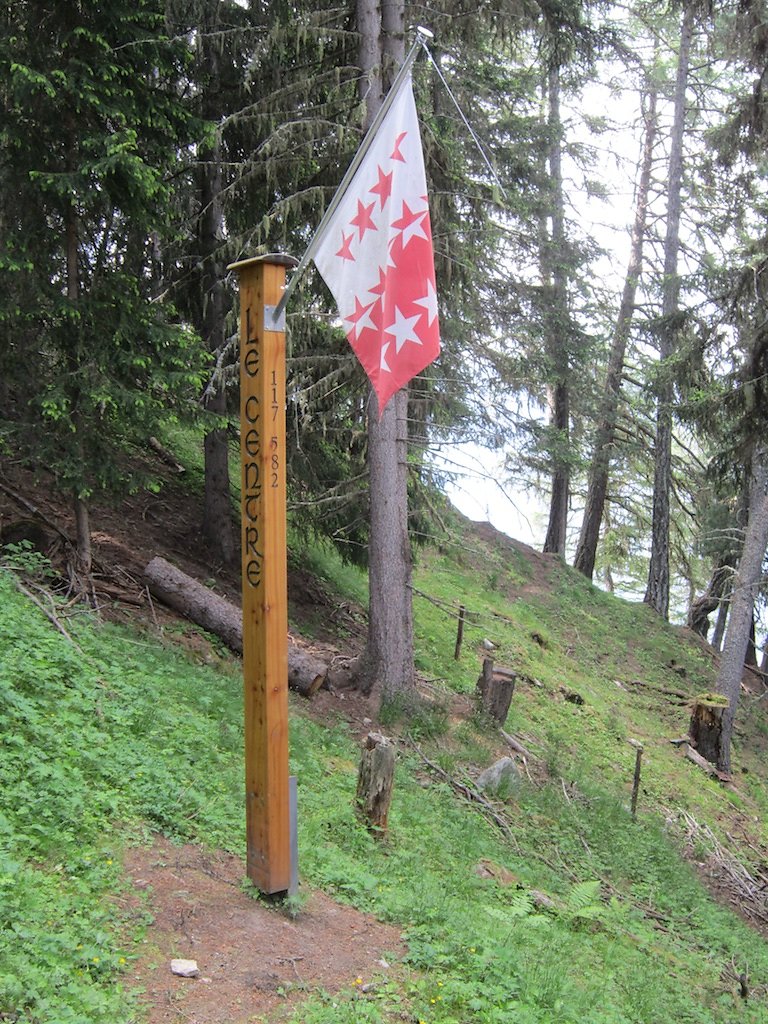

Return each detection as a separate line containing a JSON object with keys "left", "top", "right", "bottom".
{"left": 0, "top": 0, "right": 206, "bottom": 588}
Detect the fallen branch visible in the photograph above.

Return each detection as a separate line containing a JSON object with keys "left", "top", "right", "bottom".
{"left": 406, "top": 738, "right": 518, "bottom": 849}
{"left": 0, "top": 478, "right": 73, "bottom": 548}
{"left": 500, "top": 729, "right": 533, "bottom": 761}
{"left": 625, "top": 678, "right": 689, "bottom": 702}
{"left": 9, "top": 574, "right": 82, "bottom": 652}
{"left": 148, "top": 436, "right": 186, "bottom": 475}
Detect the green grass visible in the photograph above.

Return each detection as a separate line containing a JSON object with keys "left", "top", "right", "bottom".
{"left": 4, "top": 502, "right": 768, "bottom": 1023}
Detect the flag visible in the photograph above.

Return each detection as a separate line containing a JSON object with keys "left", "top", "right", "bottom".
{"left": 313, "top": 73, "right": 440, "bottom": 414}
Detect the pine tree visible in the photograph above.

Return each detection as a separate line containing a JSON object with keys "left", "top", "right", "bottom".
{"left": 644, "top": 1, "right": 696, "bottom": 618}
{"left": 0, "top": 0, "right": 206, "bottom": 588}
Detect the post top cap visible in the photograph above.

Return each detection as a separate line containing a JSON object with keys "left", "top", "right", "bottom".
{"left": 227, "top": 253, "right": 299, "bottom": 272}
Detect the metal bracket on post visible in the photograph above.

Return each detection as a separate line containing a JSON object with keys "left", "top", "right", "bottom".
{"left": 289, "top": 775, "right": 299, "bottom": 895}
{"left": 265, "top": 304, "right": 285, "bottom": 333}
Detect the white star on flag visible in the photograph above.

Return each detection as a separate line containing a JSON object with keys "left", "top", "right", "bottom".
{"left": 312, "top": 72, "right": 440, "bottom": 413}
{"left": 413, "top": 278, "right": 439, "bottom": 327}
{"left": 385, "top": 306, "right": 422, "bottom": 353}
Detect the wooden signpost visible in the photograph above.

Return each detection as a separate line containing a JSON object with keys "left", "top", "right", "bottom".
{"left": 227, "top": 253, "right": 297, "bottom": 895}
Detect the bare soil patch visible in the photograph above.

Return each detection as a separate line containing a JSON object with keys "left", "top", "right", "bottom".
{"left": 122, "top": 837, "right": 404, "bottom": 1024}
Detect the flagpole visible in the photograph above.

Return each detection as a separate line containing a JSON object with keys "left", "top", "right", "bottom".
{"left": 271, "top": 26, "right": 432, "bottom": 324}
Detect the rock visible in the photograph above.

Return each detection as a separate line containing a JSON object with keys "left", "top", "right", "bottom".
{"left": 476, "top": 757, "right": 520, "bottom": 797}
{"left": 530, "top": 889, "right": 557, "bottom": 910}
{"left": 171, "top": 958, "right": 200, "bottom": 978}
{"left": 473, "top": 858, "right": 519, "bottom": 886}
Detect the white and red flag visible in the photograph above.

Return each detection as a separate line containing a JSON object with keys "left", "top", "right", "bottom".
{"left": 313, "top": 73, "right": 440, "bottom": 413}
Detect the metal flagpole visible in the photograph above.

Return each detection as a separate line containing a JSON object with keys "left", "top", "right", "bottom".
{"left": 270, "top": 26, "right": 433, "bottom": 325}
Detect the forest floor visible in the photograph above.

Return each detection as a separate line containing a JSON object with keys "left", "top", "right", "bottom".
{"left": 4, "top": 448, "right": 768, "bottom": 1023}
{"left": 1, "top": 457, "right": 407, "bottom": 1021}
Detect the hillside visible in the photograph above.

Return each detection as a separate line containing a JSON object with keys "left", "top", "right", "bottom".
{"left": 3, "top": 450, "right": 768, "bottom": 1024}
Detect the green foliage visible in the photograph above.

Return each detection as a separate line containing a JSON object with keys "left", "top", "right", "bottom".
{"left": 4, "top": 511, "right": 768, "bottom": 1022}
{"left": 0, "top": 0, "right": 207, "bottom": 506}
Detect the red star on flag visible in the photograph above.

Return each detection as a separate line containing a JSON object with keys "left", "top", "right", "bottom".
{"left": 336, "top": 231, "right": 354, "bottom": 262}
{"left": 350, "top": 199, "right": 378, "bottom": 240}
{"left": 313, "top": 73, "right": 440, "bottom": 413}
{"left": 390, "top": 132, "right": 407, "bottom": 162}
{"left": 370, "top": 166, "right": 394, "bottom": 208}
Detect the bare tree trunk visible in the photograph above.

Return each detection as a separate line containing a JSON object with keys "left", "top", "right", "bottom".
{"left": 354, "top": 0, "right": 416, "bottom": 706}
{"left": 644, "top": 3, "right": 694, "bottom": 618}
{"left": 714, "top": 447, "right": 768, "bottom": 772}
{"left": 574, "top": 85, "right": 657, "bottom": 579}
{"left": 198, "top": 9, "right": 236, "bottom": 566}
{"left": 711, "top": 596, "right": 729, "bottom": 651}
{"left": 687, "top": 558, "right": 733, "bottom": 639}
{"left": 542, "top": 63, "right": 570, "bottom": 557}
{"left": 65, "top": 190, "right": 93, "bottom": 585}
{"left": 746, "top": 616, "right": 758, "bottom": 668}
{"left": 359, "top": 391, "right": 415, "bottom": 702}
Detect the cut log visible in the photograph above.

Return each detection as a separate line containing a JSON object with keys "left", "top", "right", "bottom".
{"left": 144, "top": 556, "right": 326, "bottom": 696}
{"left": 355, "top": 732, "right": 395, "bottom": 834}
{"left": 476, "top": 657, "right": 516, "bottom": 724}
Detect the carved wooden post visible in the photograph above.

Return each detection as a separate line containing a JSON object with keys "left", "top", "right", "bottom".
{"left": 228, "top": 253, "right": 297, "bottom": 895}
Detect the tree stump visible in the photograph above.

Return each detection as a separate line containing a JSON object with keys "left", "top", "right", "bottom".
{"left": 355, "top": 732, "right": 395, "bottom": 834}
{"left": 476, "top": 657, "right": 516, "bottom": 724}
{"left": 688, "top": 693, "right": 728, "bottom": 765}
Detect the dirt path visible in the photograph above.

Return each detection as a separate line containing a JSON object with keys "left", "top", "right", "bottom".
{"left": 122, "top": 837, "right": 404, "bottom": 1024}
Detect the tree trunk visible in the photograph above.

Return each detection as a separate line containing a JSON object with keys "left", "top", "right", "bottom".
{"left": 574, "top": 84, "right": 657, "bottom": 579}
{"left": 746, "top": 616, "right": 758, "bottom": 668}
{"left": 644, "top": 3, "right": 694, "bottom": 619}
{"left": 144, "top": 556, "right": 327, "bottom": 696}
{"left": 687, "top": 558, "right": 732, "bottom": 639}
{"left": 198, "top": 7, "right": 236, "bottom": 566}
{"left": 354, "top": 0, "right": 417, "bottom": 706}
{"left": 73, "top": 493, "right": 92, "bottom": 582}
{"left": 711, "top": 595, "right": 729, "bottom": 651}
{"left": 542, "top": 63, "right": 570, "bottom": 557}
{"left": 66, "top": 186, "right": 93, "bottom": 588}
{"left": 359, "top": 390, "right": 416, "bottom": 703}
{"left": 713, "top": 447, "right": 768, "bottom": 772}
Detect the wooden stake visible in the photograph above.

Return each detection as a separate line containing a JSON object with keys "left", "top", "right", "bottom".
{"left": 228, "top": 254, "right": 297, "bottom": 895}
{"left": 629, "top": 739, "right": 644, "bottom": 819}
{"left": 454, "top": 604, "right": 466, "bottom": 660}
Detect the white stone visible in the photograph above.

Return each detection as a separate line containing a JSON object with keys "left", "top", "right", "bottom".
{"left": 171, "top": 958, "right": 200, "bottom": 978}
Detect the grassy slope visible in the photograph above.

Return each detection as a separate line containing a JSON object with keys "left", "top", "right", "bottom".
{"left": 3, "top": 506, "right": 768, "bottom": 1023}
